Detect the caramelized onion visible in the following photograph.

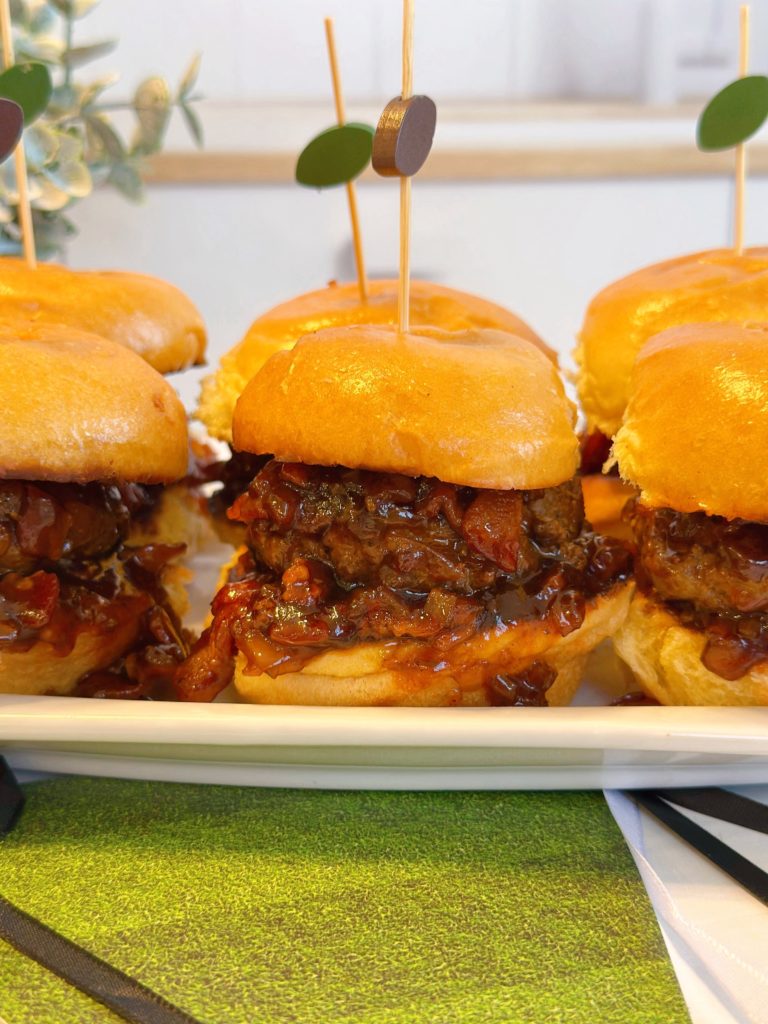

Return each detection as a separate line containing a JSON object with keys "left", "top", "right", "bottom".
{"left": 174, "top": 460, "right": 632, "bottom": 703}
{"left": 1, "top": 478, "right": 188, "bottom": 698}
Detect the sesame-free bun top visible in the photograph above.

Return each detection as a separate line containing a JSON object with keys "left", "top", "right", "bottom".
{"left": 613, "top": 322, "right": 768, "bottom": 522}
{"left": 0, "top": 257, "right": 206, "bottom": 374}
{"left": 0, "top": 323, "right": 189, "bottom": 484}
{"left": 197, "top": 278, "right": 551, "bottom": 440}
{"left": 233, "top": 325, "right": 578, "bottom": 490}
{"left": 576, "top": 247, "right": 768, "bottom": 437}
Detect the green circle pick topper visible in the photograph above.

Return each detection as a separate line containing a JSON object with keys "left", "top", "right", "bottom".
{"left": 697, "top": 74, "right": 768, "bottom": 151}
{"left": 0, "top": 62, "right": 53, "bottom": 126}
{"left": 296, "top": 122, "right": 374, "bottom": 189}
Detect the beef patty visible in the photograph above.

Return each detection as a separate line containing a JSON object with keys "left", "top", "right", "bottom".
{"left": 627, "top": 500, "right": 768, "bottom": 679}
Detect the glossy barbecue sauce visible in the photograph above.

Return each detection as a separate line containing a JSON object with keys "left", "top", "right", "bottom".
{"left": 0, "top": 480, "right": 189, "bottom": 697}
{"left": 175, "top": 460, "right": 632, "bottom": 704}
{"left": 628, "top": 501, "right": 768, "bottom": 680}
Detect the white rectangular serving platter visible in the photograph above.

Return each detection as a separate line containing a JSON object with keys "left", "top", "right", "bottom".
{"left": 2, "top": 695, "right": 768, "bottom": 790}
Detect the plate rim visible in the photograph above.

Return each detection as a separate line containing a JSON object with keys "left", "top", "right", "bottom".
{"left": 2, "top": 695, "right": 768, "bottom": 754}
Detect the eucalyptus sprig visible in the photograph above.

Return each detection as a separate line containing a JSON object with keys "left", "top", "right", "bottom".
{"left": 0, "top": 0, "right": 202, "bottom": 258}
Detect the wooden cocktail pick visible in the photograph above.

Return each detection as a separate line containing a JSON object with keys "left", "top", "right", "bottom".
{"left": 371, "top": 0, "right": 436, "bottom": 333}
{"left": 697, "top": 4, "right": 768, "bottom": 254}
{"left": 734, "top": 4, "right": 749, "bottom": 254}
{"left": 295, "top": 18, "right": 374, "bottom": 302}
{"left": 324, "top": 17, "right": 368, "bottom": 301}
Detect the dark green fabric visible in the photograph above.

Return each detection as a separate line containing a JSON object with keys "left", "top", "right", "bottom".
{"left": 0, "top": 779, "right": 688, "bottom": 1024}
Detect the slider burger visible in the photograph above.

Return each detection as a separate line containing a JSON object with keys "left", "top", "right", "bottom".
{"left": 175, "top": 326, "right": 633, "bottom": 707}
{"left": 0, "top": 323, "right": 191, "bottom": 698}
{"left": 576, "top": 247, "right": 768, "bottom": 439}
{"left": 575, "top": 248, "right": 768, "bottom": 538}
{"left": 197, "top": 278, "right": 552, "bottom": 443}
{"left": 0, "top": 257, "right": 206, "bottom": 374}
{"left": 195, "top": 278, "right": 552, "bottom": 537}
{"left": 613, "top": 323, "right": 768, "bottom": 705}
{"left": 0, "top": 258, "right": 214, "bottom": 553}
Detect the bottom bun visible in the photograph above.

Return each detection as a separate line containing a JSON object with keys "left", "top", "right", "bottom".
{"left": 234, "top": 582, "right": 633, "bottom": 707}
{"left": 614, "top": 592, "right": 768, "bottom": 706}
{"left": 0, "top": 615, "right": 141, "bottom": 696}
{"left": 0, "top": 559, "right": 189, "bottom": 698}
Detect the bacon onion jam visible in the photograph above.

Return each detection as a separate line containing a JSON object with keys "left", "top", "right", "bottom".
{"left": 185, "top": 441, "right": 268, "bottom": 521}
{"left": 0, "top": 479, "right": 189, "bottom": 698}
{"left": 627, "top": 500, "right": 768, "bottom": 681}
{"left": 175, "top": 460, "right": 632, "bottom": 705}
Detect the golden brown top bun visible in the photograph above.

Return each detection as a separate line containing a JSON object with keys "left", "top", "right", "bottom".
{"left": 613, "top": 322, "right": 768, "bottom": 522}
{"left": 576, "top": 247, "right": 768, "bottom": 436}
{"left": 0, "top": 257, "right": 206, "bottom": 373}
{"left": 0, "top": 323, "right": 189, "bottom": 484}
{"left": 233, "top": 325, "right": 578, "bottom": 490}
{"left": 197, "top": 278, "right": 550, "bottom": 440}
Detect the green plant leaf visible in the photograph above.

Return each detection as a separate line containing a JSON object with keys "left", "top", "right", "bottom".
{"left": 49, "top": 0, "right": 103, "bottom": 19}
{"left": 24, "top": 123, "right": 59, "bottom": 169}
{"left": 18, "top": 208, "right": 76, "bottom": 258}
{"left": 38, "top": 209, "right": 78, "bottom": 241}
{"left": 0, "top": 62, "right": 53, "bottom": 124}
{"left": 3, "top": 0, "right": 202, "bottom": 249}
{"left": 14, "top": 36, "right": 65, "bottom": 64}
{"left": 697, "top": 75, "right": 768, "bottom": 151}
{"left": 131, "top": 75, "right": 171, "bottom": 155}
{"left": 179, "top": 101, "right": 203, "bottom": 148}
{"left": 43, "top": 157, "right": 91, "bottom": 198}
{"left": 26, "top": 4, "right": 59, "bottom": 35}
{"left": 11, "top": 0, "right": 34, "bottom": 31}
{"left": 76, "top": 71, "right": 119, "bottom": 109}
{"left": 108, "top": 160, "right": 143, "bottom": 202}
{"left": 178, "top": 52, "right": 202, "bottom": 101}
{"left": 50, "top": 82, "right": 77, "bottom": 111}
{"left": 65, "top": 40, "right": 117, "bottom": 68}
{"left": 84, "top": 112, "right": 124, "bottom": 159}
{"left": 35, "top": 131, "right": 92, "bottom": 201}
{"left": 296, "top": 123, "right": 374, "bottom": 188}
{"left": 34, "top": 177, "right": 72, "bottom": 211}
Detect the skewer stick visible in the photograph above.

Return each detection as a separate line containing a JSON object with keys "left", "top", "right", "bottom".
{"left": 734, "top": 4, "right": 750, "bottom": 255}
{"left": 398, "top": 0, "right": 415, "bottom": 334}
{"left": 0, "top": 0, "right": 35, "bottom": 268}
{"left": 324, "top": 17, "right": 368, "bottom": 303}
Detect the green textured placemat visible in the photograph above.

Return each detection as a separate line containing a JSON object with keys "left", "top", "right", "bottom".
{"left": 0, "top": 780, "right": 688, "bottom": 1024}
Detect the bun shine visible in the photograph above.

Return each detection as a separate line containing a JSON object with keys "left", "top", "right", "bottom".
{"left": 0, "top": 324, "right": 189, "bottom": 484}
{"left": 576, "top": 247, "right": 768, "bottom": 436}
{"left": 233, "top": 325, "right": 578, "bottom": 491}
{"left": 613, "top": 322, "right": 768, "bottom": 522}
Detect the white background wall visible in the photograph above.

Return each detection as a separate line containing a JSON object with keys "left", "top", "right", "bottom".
{"left": 68, "top": 173, "right": 766, "bottom": 410}
{"left": 75, "top": 0, "right": 768, "bottom": 104}
{"left": 58, "top": 0, "right": 768, "bottom": 409}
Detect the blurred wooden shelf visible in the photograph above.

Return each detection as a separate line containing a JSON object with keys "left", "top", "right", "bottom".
{"left": 146, "top": 145, "right": 767, "bottom": 184}
{"left": 143, "top": 98, "right": 768, "bottom": 184}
